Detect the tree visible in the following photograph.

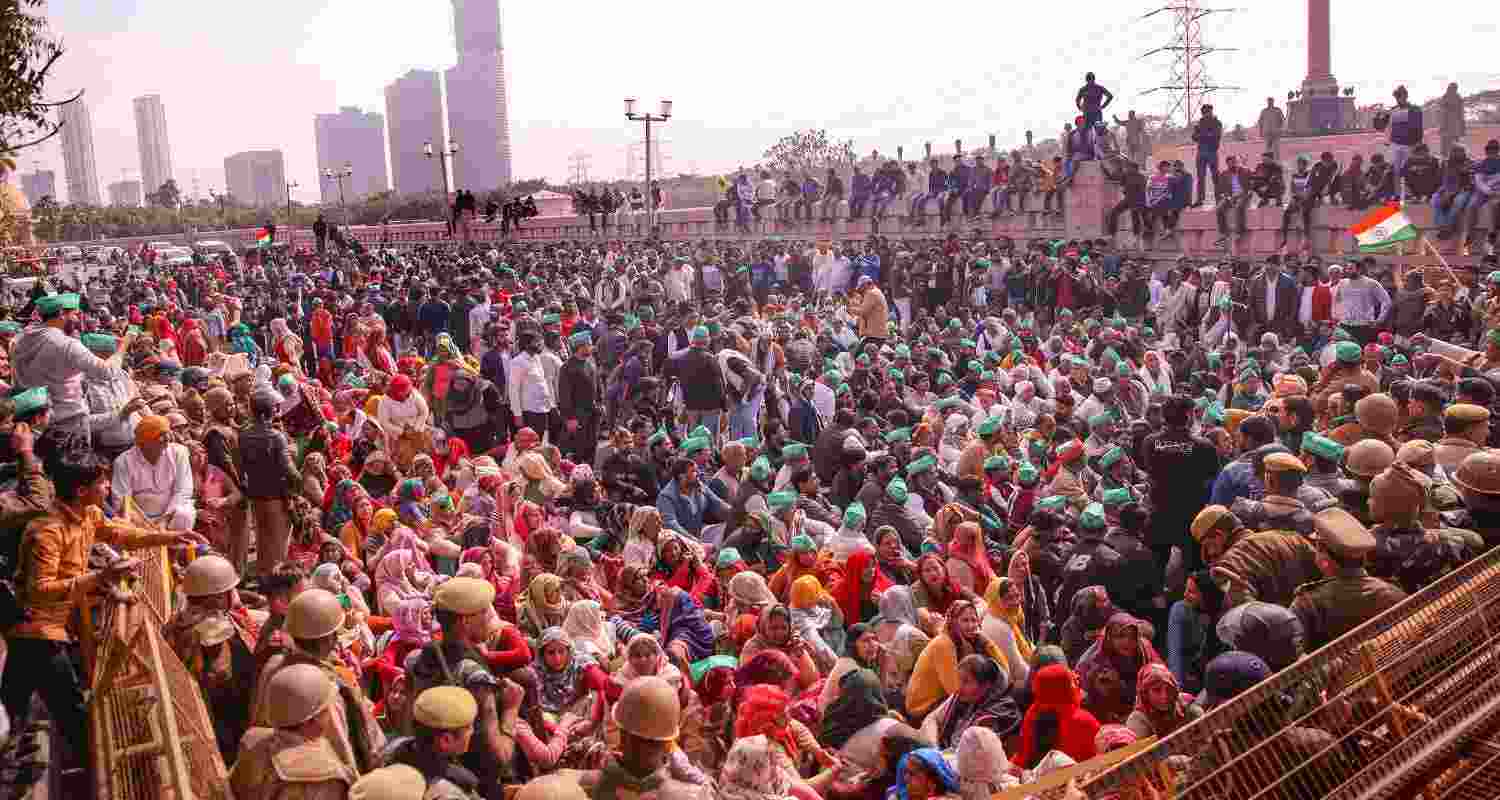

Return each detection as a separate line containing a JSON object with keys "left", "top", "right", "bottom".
{"left": 761, "top": 129, "right": 856, "bottom": 176}
{"left": 147, "top": 179, "right": 181, "bottom": 209}
{"left": 0, "top": 1, "right": 76, "bottom": 155}
{"left": 511, "top": 178, "right": 550, "bottom": 194}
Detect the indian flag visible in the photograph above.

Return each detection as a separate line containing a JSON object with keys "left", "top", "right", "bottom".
{"left": 256, "top": 227, "right": 272, "bottom": 248}
{"left": 1350, "top": 203, "right": 1418, "bottom": 253}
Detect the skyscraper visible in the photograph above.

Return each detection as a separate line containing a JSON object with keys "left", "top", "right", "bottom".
{"left": 314, "top": 106, "right": 389, "bottom": 204}
{"left": 57, "top": 101, "right": 101, "bottom": 205}
{"left": 445, "top": 0, "right": 512, "bottom": 191}
{"left": 223, "top": 150, "right": 287, "bottom": 208}
{"left": 384, "top": 70, "right": 447, "bottom": 197}
{"left": 133, "top": 94, "right": 174, "bottom": 198}
{"left": 107, "top": 180, "right": 143, "bottom": 208}
{"left": 19, "top": 170, "right": 56, "bottom": 206}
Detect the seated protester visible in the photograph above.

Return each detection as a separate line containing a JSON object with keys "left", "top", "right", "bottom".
{"left": 741, "top": 603, "right": 821, "bottom": 691}
{"left": 911, "top": 553, "right": 971, "bottom": 635}
{"left": 516, "top": 572, "right": 568, "bottom": 641}
{"left": 1058, "top": 585, "right": 1117, "bottom": 665}
{"left": 1074, "top": 613, "right": 1163, "bottom": 725}
{"left": 611, "top": 564, "right": 715, "bottom": 669}
{"left": 531, "top": 627, "right": 605, "bottom": 769}
{"left": 789, "top": 575, "right": 845, "bottom": 672}
{"left": 828, "top": 502, "right": 875, "bottom": 565}
{"left": 1004, "top": 550, "right": 1054, "bottom": 653}
{"left": 818, "top": 623, "right": 883, "bottom": 713}
{"left": 905, "top": 600, "right": 1008, "bottom": 720}
{"left": 956, "top": 727, "right": 1020, "bottom": 800}
{"left": 868, "top": 477, "right": 925, "bottom": 556}
{"left": 701, "top": 547, "right": 747, "bottom": 614}
{"left": 919, "top": 654, "right": 1022, "bottom": 750}
{"left": 725, "top": 570, "right": 778, "bottom": 639}
{"left": 819, "top": 669, "right": 894, "bottom": 754}
{"left": 651, "top": 531, "right": 715, "bottom": 604}
{"left": 558, "top": 545, "right": 613, "bottom": 609}
{"left": 1167, "top": 570, "right": 1227, "bottom": 693}
{"left": 830, "top": 550, "right": 893, "bottom": 630}
{"left": 873, "top": 524, "right": 917, "bottom": 584}
{"left": 889, "top": 748, "right": 962, "bottom": 800}
{"left": 619, "top": 505, "right": 665, "bottom": 569}
{"left": 981, "top": 578, "right": 1034, "bottom": 692}
{"left": 1011, "top": 664, "right": 1101, "bottom": 769}
{"left": 945, "top": 521, "right": 995, "bottom": 594}
{"left": 735, "top": 685, "right": 838, "bottom": 785}
{"left": 719, "top": 735, "right": 806, "bottom": 800}
{"left": 1124, "top": 663, "right": 1200, "bottom": 739}
{"left": 769, "top": 533, "right": 823, "bottom": 601}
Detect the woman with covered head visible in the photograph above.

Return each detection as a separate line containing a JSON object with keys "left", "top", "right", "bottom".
{"left": 310, "top": 561, "right": 374, "bottom": 656}
{"left": 563, "top": 599, "right": 618, "bottom": 670}
{"left": 955, "top": 728, "right": 1019, "bottom": 800}
{"left": 521, "top": 524, "right": 573, "bottom": 585}
{"left": 735, "top": 684, "right": 837, "bottom": 793}
{"left": 905, "top": 599, "right": 1007, "bottom": 721}
{"left": 358, "top": 449, "right": 401, "bottom": 500}
{"left": 531, "top": 627, "right": 605, "bottom": 752}
{"left": 1012, "top": 663, "right": 1100, "bottom": 769}
{"left": 373, "top": 547, "right": 436, "bottom": 615}
{"left": 873, "top": 526, "right": 916, "bottom": 585}
{"left": 516, "top": 572, "right": 569, "bottom": 640}
{"left": 740, "top": 603, "right": 821, "bottom": 691}
{"left": 788, "top": 574, "right": 845, "bottom": 672}
{"left": 944, "top": 520, "right": 993, "bottom": 594}
{"left": 651, "top": 530, "right": 714, "bottom": 603}
{"left": 1059, "top": 585, "right": 1117, "bottom": 665}
{"left": 919, "top": 653, "right": 1022, "bottom": 750}
{"left": 830, "top": 549, "right": 894, "bottom": 629}
{"left": 980, "top": 577, "right": 1033, "bottom": 692}
{"left": 559, "top": 544, "right": 614, "bottom": 609}
{"left": 768, "top": 533, "right": 824, "bottom": 602}
{"left": 611, "top": 563, "right": 715, "bottom": 669}
{"left": 375, "top": 373, "right": 431, "bottom": 468}
{"left": 888, "top": 747, "right": 962, "bottom": 800}
{"left": 910, "top": 553, "right": 970, "bottom": 636}
{"left": 1124, "top": 663, "right": 1200, "bottom": 739}
{"left": 1074, "top": 613, "right": 1164, "bottom": 725}
{"left": 621, "top": 505, "right": 665, "bottom": 569}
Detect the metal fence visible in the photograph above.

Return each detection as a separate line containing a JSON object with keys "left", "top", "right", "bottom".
{"left": 1028, "top": 547, "right": 1500, "bottom": 800}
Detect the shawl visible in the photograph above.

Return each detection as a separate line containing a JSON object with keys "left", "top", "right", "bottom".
{"left": 820, "top": 668, "right": 888, "bottom": 750}
{"left": 613, "top": 567, "right": 714, "bottom": 661}
{"left": 392, "top": 596, "right": 433, "bottom": 647}
{"left": 1060, "top": 585, "right": 1116, "bottom": 664}
{"left": 1133, "top": 662, "right": 1191, "bottom": 737}
{"left": 374, "top": 550, "right": 425, "bottom": 608}
{"left": 890, "top": 749, "right": 960, "bottom": 800}
{"left": 720, "top": 735, "right": 795, "bottom": 800}
{"left": 617, "top": 632, "right": 685, "bottom": 691}
{"left": 735, "top": 685, "right": 799, "bottom": 763}
{"left": 1007, "top": 550, "right": 1051, "bottom": 651}
{"left": 324, "top": 478, "right": 363, "bottom": 532}
{"left": 562, "top": 599, "right": 615, "bottom": 664}
{"left": 621, "top": 505, "right": 661, "bottom": 568}
{"left": 735, "top": 649, "right": 798, "bottom": 691}
{"left": 560, "top": 545, "right": 608, "bottom": 605}
{"left": 912, "top": 554, "right": 965, "bottom": 616}
{"left": 875, "top": 527, "right": 916, "bottom": 584}
{"left": 740, "top": 604, "right": 794, "bottom": 663}
{"left": 956, "top": 728, "right": 1019, "bottom": 800}
{"left": 984, "top": 577, "right": 1035, "bottom": 663}
{"left": 934, "top": 665, "right": 1023, "bottom": 749}
{"left": 513, "top": 500, "right": 543, "bottom": 544}
{"left": 943, "top": 600, "right": 994, "bottom": 662}
{"left": 728, "top": 571, "right": 777, "bottom": 617}
{"left": 519, "top": 573, "right": 568, "bottom": 633}
{"left": 1074, "top": 613, "right": 1163, "bottom": 715}
{"left": 830, "top": 549, "right": 894, "bottom": 625}
{"left": 947, "top": 522, "right": 995, "bottom": 590}
{"left": 1013, "top": 664, "right": 1099, "bottom": 769}
{"left": 879, "top": 585, "right": 922, "bottom": 628}
{"left": 533, "top": 626, "right": 588, "bottom": 713}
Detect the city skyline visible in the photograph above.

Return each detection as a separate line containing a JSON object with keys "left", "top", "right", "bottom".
{"left": 446, "top": 0, "right": 512, "bottom": 190}
{"left": 58, "top": 100, "right": 102, "bottom": 205}
{"left": 132, "top": 94, "right": 173, "bottom": 200}
{"left": 314, "top": 106, "right": 390, "bottom": 204}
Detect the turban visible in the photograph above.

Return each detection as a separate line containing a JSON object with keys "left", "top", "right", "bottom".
{"left": 135, "top": 415, "right": 171, "bottom": 447}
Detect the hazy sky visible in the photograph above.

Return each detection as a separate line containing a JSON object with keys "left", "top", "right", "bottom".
{"left": 25, "top": 0, "right": 1500, "bottom": 205}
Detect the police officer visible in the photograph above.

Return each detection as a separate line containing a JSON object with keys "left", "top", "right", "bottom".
{"left": 1366, "top": 462, "right": 1480, "bottom": 591}
{"left": 349, "top": 764, "right": 429, "bottom": 800}
{"left": 252, "top": 588, "right": 385, "bottom": 774}
{"left": 1292, "top": 508, "right": 1409, "bottom": 651}
{"left": 385, "top": 687, "right": 484, "bottom": 799}
{"left": 1341, "top": 439, "right": 1396, "bottom": 524}
{"left": 1199, "top": 503, "right": 1320, "bottom": 608}
{"left": 1230, "top": 452, "right": 1322, "bottom": 534}
{"left": 592, "top": 676, "right": 681, "bottom": 800}
{"left": 165, "top": 554, "right": 262, "bottom": 760}
{"left": 230, "top": 663, "right": 357, "bottom": 800}
{"left": 1434, "top": 403, "right": 1489, "bottom": 479}
{"left": 1445, "top": 451, "right": 1500, "bottom": 548}
{"left": 1396, "top": 439, "right": 1463, "bottom": 512}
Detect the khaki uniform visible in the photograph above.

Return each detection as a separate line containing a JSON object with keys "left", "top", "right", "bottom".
{"left": 1211, "top": 529, "right": 1322, "bottom": 608}
{"left": 229, "top": 728, "right": 355, "bottom": 800}
{"left": 1229, "top": 494, "right": 1317, "bottom": 535}
{"left": 253, "top": 650, "right": 386, "bottom": 774}
{"left": 1291, "top": 568, "right": 1408, "bottom": 651}
{"left": 1434, "top": 437, "right": 1482, "bottom": 477}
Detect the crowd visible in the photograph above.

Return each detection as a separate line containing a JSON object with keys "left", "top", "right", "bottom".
{"left": 2, "top": 160, "right": 1500, "bottom": 800}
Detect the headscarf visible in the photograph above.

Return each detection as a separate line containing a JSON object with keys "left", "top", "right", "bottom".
{"left": 618, "top": 631, "right": 684, "bottom": 690}
{"left": 311, "top": 562, "right": 345, "bottom": 595}
{"left": 874, "top": 526, "right": 915, "bottom": 584}
{"left": 1075, "top": 613, "right": 1163, "bottom": 714}
{"left": 622, "top": 505, "right": 661, "bottom": 567}
{"left": 559, "top": 545, "right": 606, "bottom": 604}
{"left": 820, "top": 668, "right": 888, "bottom": 750}
{"left": 1061, "top": 585, "right": 1116, "bottom": 663}
{"left": 742, "top": 604, "right": 794, "bottom": 662}
{"left": 914, "top": 553, "right": 964, "bottom": 616}
{"left": 325, "top": 478, "right": 363, "bottom": 532}
{"left": 956, "top": 728, "right": 1018, "bottom": 800}
{"left": 891, "top": 749, "right": 960, "bottom": 800}
{"left": 734, "top": 684, "right": 799, "bottom": 762}
{"left": 830, "top": 549, "right": 894, "bottom": 625}
{"left": 720, "top": 735, "right": 794, "bottom": 800}
{"left": 1014, "top": 664, "right": 1087, "bottom": 769}
{"left": 374, "top": 550, "right": 423, "bottom": 606}
{"left": 613, "top": 564, "right": 656, "bottom": 620}
{"left": 1134, "top": 663, "right": 1191, "bottom": 737}
{"left": 984, "top": 577, "right": 1034, "bottom": 662}
{"left": 728, "top": 571, "right": 776, "bottom": 616}
{"left": 947, "top": 521, "right": 995, "bottom": 589}
{"left": 512, "top": 500, "right": 543, "bottom": 544}
{"left": 943, "top": 600, "right": 992, "bottom": 661}
{"left": 735, "top": 649, "right": 798, "bottom": 691}
{"left": 533, "top": 627, "right": 587, "bottom": 713}
{"left": 521, "top": 573, "right": 567, "bottom": 633}
{"left": 789, "top": 574, "right": 833, "bottom": 611}
{"left": 879, "top": 585, "right": 921, "bottom": 627}
{"left": 392, "top": 596, "right": 433, "bottom": 646}
{"left": 562, "top": 599, "right": 615, "bottom": 664}
{"left": 387, "top": 374, "right": 413, "bottom": 401}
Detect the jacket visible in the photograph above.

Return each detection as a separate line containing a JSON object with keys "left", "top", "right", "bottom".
{"left": 556, "top": 355, "right": 597, "bottom": 420}
{"left": 1211, "top": 529, "right": 1320, "bottom": 607}
{"left": 1192, "top": 116, "right": 1224, "bottom": 152}
{"left": 1390, "top": 288, "right": 1427, "bottom": 336}
{"left": 1250, "top": 272, "right": 1299, "bottom": 327}
{"left": 1386, "top": 104, "right": 1424, "bottom": 146}
{"left": 857, "top": 286, "right": 890, "bottom": 338}
{"left": 663, "top": 347, "right": 727, "bottom": 412}
{"left": 237, "top": 422, "right": 300, "bottom": 500}
{"left": 12, "top": 326, "right": 128, "bottom": 426}
{"left": 655, "top": 478, "right": 728, "bottom": 538}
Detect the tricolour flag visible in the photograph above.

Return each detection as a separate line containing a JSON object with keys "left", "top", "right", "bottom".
{"left": 1350, "top": 203, "right": 1418, "bottom": 253}
{"left": 255, "top": 227, "right": 272, "bottom": 248}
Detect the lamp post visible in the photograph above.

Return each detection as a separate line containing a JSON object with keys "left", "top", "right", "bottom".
{"left": 624, "top": 97, "right": 672, "bottom": 236}
{"left": 285, "top": 181, "right": 297, "bottom": 231}
{"left": 208, "top": 188, "right": 226, "bottom": 228}
{"left": 322, "top": 162, "right": 353, "bottom": 226}
{"left": 424, "top": 139, "right": 459, "bottom": 205}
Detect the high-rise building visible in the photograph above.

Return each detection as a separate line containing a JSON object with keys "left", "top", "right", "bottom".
{"left": 223, "top": 150, "right": 287, "bottom": 208}
{"left": 445, "top": 0, "right": 512, "bottom": 191}
{"left": 57, "top": 101, "right": 101, "bottom": 205}
{"left": 19, "top": 170, "right": 56, "bottom": 206}
{"left": 107, "top": 180, "right": 143, "bottom": 207}
{"left": 384, "top": 69, "right": 447, "bottom": 197}
{"left": 133, "top": 94, "right": 174, "bottom": 198}
{"left": 314, "top": 106, "right": 389, "bottom": 204}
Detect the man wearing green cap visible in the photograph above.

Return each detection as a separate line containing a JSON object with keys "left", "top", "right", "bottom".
{"left": 556, "top": 329, "right": 598, "bottom": 464}
{"left": 12, "top": 292, "right": 133, "bottom": 435}
{"left": 868, "top": 476, "right": 924, "bottom": 555}
{"left": 663, "top": 325, "right": 727, "bottom": 440}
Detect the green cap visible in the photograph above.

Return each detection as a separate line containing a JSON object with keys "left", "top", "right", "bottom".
{"left": 1036, "top": 495, "right": 1067, "bottom": 511}
{"left": 768, "top": 491, "right": 798, "bottom": 511}
{"left": 1116, "top": 361, "right": 1132, "bottom": 378}
{"left": 960, "top": 338, "right": 976, "bottom": 349}
{"left": 935, "top": 371, "right": 953, "bottom": 388}
{"left": 1204, "top": 402, "right": 1226, "bottom": 424}
{"left": 541, "top": 313, "right": 561, "bottom": 325}
{"left": 976, "top": 416, "right": 1002, "bottom": 437}
{"left": 1333, "top": 327, "right": 1354, "bottom": 342}
{"left": 791, "top": 533, "right": 816, "bottom": 551}
{"left": 690, "top": 425, "right": 712, "bottom": 441}
{"left": 895, "top": 344, "right": 911, "bottom": 358}
{"left": 886, "top": 478, "right": 909, "bottom": 503}
{"left": 647, "top": 427, "right": 671, "bottom": 447}
{"left": 888, "top": 367, "right": 905, "bottom": 380}
{"left": 0, "top": 322, "right": 21, "bottom": 335}
{"left": 716, "top": 548, "right": 744, "bottom": 568}
{"left": 623, "top": 314, "right": 641, "bottom": 330}
{"left": 569, "top": 330, "right": 592, "bottom": 348}
{"left": 1079, "top": 503, "right": 1106, "bottom": 529}
{"left": 883, "top": 427, "right": 912, "bottom": 445}
{"left": 782, "top": 442, "right": 809, "bottom": 460}
{"left": 936, "top": 396, "right": 964, "bottom": 412}
{"left": 690, "top": 325, "right": 710, "bottom": 342}
{"left": 1488, "top": 270, "right": 1500, "bottom": 285}
{"left": 1101, "top": 487, "right": 1133, "bottom": 506}
{"left": 750, "top": 456, "right": 772, "bottom": 481}
{"left": 80, "top": 333, "right": 118, "bottom": 353}
{"left": 1302, "top": 431, "right": 1344, "bottom": 462}
{"left": 1389, "top": 354, "right": 1408, "bottom": 366}
{"left": 1099, "top": 446, "right": 1125, "bottom": 468}
{"left": 34, "top": 293, "right": 80, "bottom": 317}
{"left": 1207, "top": 352, "right": 1222, "bottom": 369}
{"left": 835, "top": 382, "right": 850, "bottom": 397}
{"left": 11, "top": 386, "right": 48, "bottom": 417}
{"left": 1335, "top": 341, "right": 1361, "bottom": 364}
{"left": 1088, "top": 412, "right": 1114, "bottom": 430}
{"left": 983, "top": 454, "right": 1010, "bottom": 472}
{"left": 680, "top": 436, "right": 710, "bottom": 455}
{"left": 1017, "top": 463, "right": 1039, "bottom": 483}
{"left": 843, "top": 501, "right": 867, "bottom": 527}
{"left": 906, "top": 454, "right": 937, "bottom": 477}
{"left": 738, "top": 436, "right": 759, "bottom": 450}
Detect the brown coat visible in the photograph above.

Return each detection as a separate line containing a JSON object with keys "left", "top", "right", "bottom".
{"left": 229, "top": 729, "right": 354, "bottom": 800}
{"left": 1210, "top": 529, "right": 1321, "bottom": 608}
{"left": 1435, "top": 437, "right": 1482, "bottom": 477}
{"left": 1292, "top": 570, "right": 1408, "bottom": 651}
{"left": 1311, "top": 365, "right": 1379, "bottom": 416}
{"left": 857, "top": 286, "right": 890, "bottom": 339}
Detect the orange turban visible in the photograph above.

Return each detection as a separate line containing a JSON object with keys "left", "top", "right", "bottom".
{"left": 135, "top": 415, "right": 170, "bottom": 446}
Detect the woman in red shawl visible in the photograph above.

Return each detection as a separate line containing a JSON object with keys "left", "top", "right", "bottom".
{"left": 435, "top": 436, "right": 470, "bottom": 483}
{"left": 945, "top": 520, "right": 994, "bottom": 594}
{"left": 911, "top": 553, "right": 969, "bottom": 634}
{"left": 179, "top": 318, "right": 209, "bottom": 367}
{"left": 1013, "top": 664, "right": 1100, "bottom": 769}
{"left": 829, "top": 549, "right": 893, "bottom": 625}
{"left": 1074, "top": 613, "right": 1163, "bottom": 725}
{"left": 366, "top": 325, "right": 396, "bottom": 373}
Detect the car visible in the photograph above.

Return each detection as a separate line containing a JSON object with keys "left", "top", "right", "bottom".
{"left": 147, "top": 240, "right": 174, "bottom": 251}
{"left": 57, "top": 245, "right": 82, "bottom": 262}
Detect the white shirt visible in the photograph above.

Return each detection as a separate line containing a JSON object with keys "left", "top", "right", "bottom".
{"left": 1298, "top": 285, "right": 1316, "bottom": 326}
{"left": 507, "top": 351, "right": 555, "bottom": 414}
{"left": 812, "top": 381, "right": 837, "bottom": 425}
{"left": 113, "top": 443, "right": 195, "bottom": 531}
{"left": 1263, "top": 277, "right": 1277, "bottom": 320}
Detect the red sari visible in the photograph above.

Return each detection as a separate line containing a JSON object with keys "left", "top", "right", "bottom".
{"left": 829, "top": 549, "right": 893, "bottom": 624}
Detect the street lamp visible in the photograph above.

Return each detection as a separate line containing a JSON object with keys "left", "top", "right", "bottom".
{"left": 208, "top": 188, "right": 226, "bottom": 228}
{"left": 624, "top": 97, "right": 672, "bottom": 236}
{"left": 285, "top": 181, "right": 297, "bottom": 229}
{"left": 424, "top": 140, "right": 459, "bottom": 203}
{"left": 322, "top": 162, "right": 353, "bottom": 226}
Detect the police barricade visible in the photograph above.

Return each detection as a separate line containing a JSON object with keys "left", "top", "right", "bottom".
{"left": 1018, "top": 546, "right": 1500, "bottom": 800}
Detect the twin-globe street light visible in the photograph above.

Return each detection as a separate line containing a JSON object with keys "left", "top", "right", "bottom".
{"left": 624, "top": 98, "right": 672, "bottom": 235}
{"left": 322, "top": 162, "right": 353, "bottom": 226}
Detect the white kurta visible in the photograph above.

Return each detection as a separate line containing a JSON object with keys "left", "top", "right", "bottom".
{"left": 113, "top": 443, "right": 196, "bottom": 530}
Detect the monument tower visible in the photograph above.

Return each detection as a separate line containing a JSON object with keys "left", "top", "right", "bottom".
{"left": 1288, "top": 0, "right": 1355, "bottom": 132}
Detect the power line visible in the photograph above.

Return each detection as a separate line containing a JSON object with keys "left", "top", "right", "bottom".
{"left": 568, "top": 150, "right": 591, "bottom": 185}
{"left": 1138, "top": 1, "right": 1242, "bottom": 128}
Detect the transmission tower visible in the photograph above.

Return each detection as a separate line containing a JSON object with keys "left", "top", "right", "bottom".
{"left": 1139, "top": 0, "right": 1241, "bottom": 128}
{"left": 568, "top": 150, "right": 592, "bottom": 185}
{"left": 625, "top": 139, "right": 670, "bottom": 182}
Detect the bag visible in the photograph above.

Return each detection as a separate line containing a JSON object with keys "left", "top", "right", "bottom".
{"left": 0, "top": 507, "right": 46, "bottom": 630}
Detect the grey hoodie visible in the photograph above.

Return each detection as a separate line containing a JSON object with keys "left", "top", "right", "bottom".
{"left": 12, "top": 325, "right": 127, "bottom": 428}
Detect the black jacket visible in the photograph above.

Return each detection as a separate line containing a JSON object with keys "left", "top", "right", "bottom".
{"left": 663, "top": 347, "right": 726, "bottom": 412}
{"left": 1143, "top": 426, "right": 1219, "bottom": 536}
{"left": 556, "top": 356, "right": 598, "bottom": 419}
{"left": 236, "top": 422, "right": 299, "bottom": 500}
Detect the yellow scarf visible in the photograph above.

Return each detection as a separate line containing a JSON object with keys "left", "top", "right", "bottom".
{"left": 984, "top": 577, "right": 1035, "bottom": 661}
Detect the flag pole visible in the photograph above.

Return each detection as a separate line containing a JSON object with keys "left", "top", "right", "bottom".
{"left": 1422, "top": 237, "right": 1462, "bottom": 288}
